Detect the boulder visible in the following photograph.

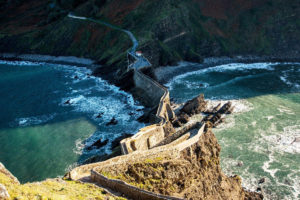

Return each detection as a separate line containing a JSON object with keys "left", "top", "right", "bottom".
{"left": 106, "top": 117, "right": 118, "bottom": 126}
{"left": 87, "top": 139, "right": 109, "bottom": 150}
{"left": 180, "top": 94, "right": 207, "bottom": 115}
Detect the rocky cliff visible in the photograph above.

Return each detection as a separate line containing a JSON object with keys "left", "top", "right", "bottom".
{"left": 0, "top": 0, "right": 299, "bottom": 82}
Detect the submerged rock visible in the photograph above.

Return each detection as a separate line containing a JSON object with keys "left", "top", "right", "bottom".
{"left": 95, "top": 112, "right": 104, "bottom": 118}
{"left": 87, "top": 139, "right": 109, "bottom": 150}
{"left": 258, "top": 178, "right": 265, "bottom": 184}
{"left": 64, "top": 99, "right": 71, "bottom": 105}
{"left": 106, "top": 117, "right": 118, "bottom": 126}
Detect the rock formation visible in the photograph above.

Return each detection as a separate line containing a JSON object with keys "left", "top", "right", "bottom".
{"left": 180, "top": 94, "right": 208, "bottom": 116}
{"left": 90, "top": 126, "right": 263, "bottom": 200}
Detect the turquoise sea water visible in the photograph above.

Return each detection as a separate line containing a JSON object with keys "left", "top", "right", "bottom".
{"left": 0, "top": 60, "right": 144, "bottom": 183}
{"left": 167, "top": 62, "right": 300, "bottom": 200}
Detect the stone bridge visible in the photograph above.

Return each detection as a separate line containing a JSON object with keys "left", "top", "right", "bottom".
{"left": 120, "top": 52, "right": 176, "bottom": 154}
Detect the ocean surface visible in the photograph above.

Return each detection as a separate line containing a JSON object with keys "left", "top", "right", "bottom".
{"left": 0, "top": 60, "right": 144, "bottom": 183}
{"left": 167, "top": 62, "right": 300, "bottom": 200}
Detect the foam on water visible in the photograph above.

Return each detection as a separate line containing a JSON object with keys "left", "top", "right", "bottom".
{"left": 0, "top": 60, "right": 145, "bottom": 182}
{"left": 167, "top": 62, "right": 300, "bottom": 199}
{"left": 166, "top": 62, "right": 278, "bottom": 89}
{"left": 12, "top": 114, "right": 56, "bottom": 127}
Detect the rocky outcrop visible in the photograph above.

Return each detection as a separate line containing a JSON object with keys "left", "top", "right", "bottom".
{"left": 0, "top": 162, "right": 19, "bottom": 185}
{"left": 180, "top": 94, "right": 208, "bottom": 116}
{"left": 90, "top": 126, "right": 262, "bottom": 200}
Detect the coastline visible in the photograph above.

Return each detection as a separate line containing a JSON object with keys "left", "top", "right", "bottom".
{"left": 0, "top": 53, "right": 99, "bottom": 70}
{"left": 2, "top": 52, "right": 300, "bottom": 87}
{"left": 154, "top": 55, "right": 300, "bottom": 84}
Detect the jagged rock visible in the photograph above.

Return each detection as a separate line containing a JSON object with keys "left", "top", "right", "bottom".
{"left": 106, "top": 117, "right": 118, "bottom": 126}
{"left": 64, "top": 99, "right": 71, "bottom": 105}
{"left": 217, "top": 102, "right": 232, "bottom": 114}
{"left": 178, "top": 113, "right": 189, "bottom": 124}
{"left": 292, "top": 137, "right": 300, "bottom": 144}
{"left": 0, "top": 162, "right": 19, "bottom": 184}
{"left": 0, "top": 184, "right": 10, "bottom": 200}
{"left": 111, "top": 133, "right": 133, "bottom": 150}
{"left": 180, "top": 94, "right": 207, "bottom": 115}
{"left": 258, "top": 178, "right": 265, "bottom": 184}
{"left": 93, "top": 129, "right": 263, "bottom": 200}
{"left": 237, "top": 161, "right": 244, "bottom": 167}
{"left": 87, "top": 139, "right": 109, "bottom": 150}
{"left": 96, "top": 112, "right": 104, "bottom": 118}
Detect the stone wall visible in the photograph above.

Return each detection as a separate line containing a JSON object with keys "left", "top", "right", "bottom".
{"left": 87, "top": 125, "right": 205, "bottom": 199}
{"left": 120, "top": 69, "right": 175, "bottom": 154}
{"left": 133, "top": 69, "right": 165, "bottom": 107}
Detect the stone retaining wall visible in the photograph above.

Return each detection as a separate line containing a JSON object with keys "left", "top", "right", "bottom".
{"left": 91, "top": 170, "right": 183, "bottom": 200}
{"left": 87, "top": 124, "right": 205, "bottom": 199}
{"left": 120, "top": 68, "right": 175, "bottom": 154}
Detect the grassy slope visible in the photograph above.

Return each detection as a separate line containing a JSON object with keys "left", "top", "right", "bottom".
{"left": 0, "top": 0, "right": 299, "bottom": 75}
{"left": 0, "top": 164, "right": 125, "bottom": 200}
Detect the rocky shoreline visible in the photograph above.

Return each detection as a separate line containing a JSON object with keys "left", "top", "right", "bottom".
{"left": 0, "top": 54, "right": 267, "bottom": 199}
{"left": 154, "top": 55, "right": 300, "bottom": 84}
{"left": 0, "top": 53, "right": 99, "bottom": 69}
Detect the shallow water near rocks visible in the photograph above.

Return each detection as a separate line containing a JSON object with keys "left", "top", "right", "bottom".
{"left": 0, "top": 60, "right": 144, "bottom": 183}
{"left": 168, "top": 62, "right": 300, "bottom": 200}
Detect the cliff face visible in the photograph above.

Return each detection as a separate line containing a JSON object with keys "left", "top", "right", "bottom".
{"left": 0, "top": 0, "right": 299, "bottom": 80}
{"left": 91, "top": 128, "right": 263, "bottom": 200}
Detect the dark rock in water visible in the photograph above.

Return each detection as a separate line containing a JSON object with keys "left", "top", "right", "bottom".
{"left": 106, "top": 117, "right": 118, "bottom": 126}
{"left": 96, "top": 112, "right": 104, "bottom": 118}
{"left": 128, "top": 112, "right": 134, "bottom": 116}
{"left": 217, "top": 102, "right": 232, "bottom": 114}
{"left": 258, "top": 178, "right": 265, "bottom": 184}
{"left": 87, "top": 138, "right": 109, "bottom": 150}
{"left": 111, "top": 133, "right": 133, "bottom": 150}
{"left": 74, "top": 75, "right": 79, "bottom": 79}
{"left": 180, "top": 94, "right": 207, "bottom": 115}
{"left": 136, "top": 108, "right": 143, "bottom": 112}
{"left": 237, "top": 161, "right": 244, "bottom": 167}
{"left": 291, "top": 137, "right": 300, "bottom": 144}
{"left": 256, "top": 187, "right": 262, "bottom": 192}
{"left": 178, "top": 113, "right": 189, "bottom": 124}
{"left": 64, "top": 99, "right": 71, "bottom": 105}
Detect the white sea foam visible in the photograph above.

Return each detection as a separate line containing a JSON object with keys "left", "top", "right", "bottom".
{"left": 262, "top": 125, "right": 300, "bottom": 154}
{"left": 14, "top": 114, "right": 56, "bottom": 127}
{"left": 277, "top": 105, "right": 295, "bottom": 115}
{"left": 207, "top": 99, "right": 253, "bottom": 114}
{"left": 166, "top": 62, "right": 278, "bottom": 88}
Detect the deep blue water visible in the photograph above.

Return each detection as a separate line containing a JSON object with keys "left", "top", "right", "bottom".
{"left": 0, "top": 60, "right": 144, "bottom": 183}
{"left": 167, "top": 62, "right": 300, "bottom": 200}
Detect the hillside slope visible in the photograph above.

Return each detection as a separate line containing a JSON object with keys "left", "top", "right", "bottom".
{"left": 0, "top": 0, "right": 299, "bottom": 80}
